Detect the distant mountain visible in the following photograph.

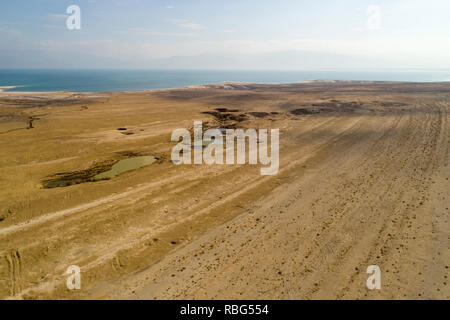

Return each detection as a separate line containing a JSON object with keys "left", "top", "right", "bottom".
{"left": 145, "top": 50, "right": 383, "bottom": 70}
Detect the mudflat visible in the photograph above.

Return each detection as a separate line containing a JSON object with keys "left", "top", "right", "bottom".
{"left": 0, "top": 81, "right": 448, "bottom": 299}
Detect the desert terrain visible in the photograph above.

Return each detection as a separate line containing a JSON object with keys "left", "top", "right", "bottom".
{"left": 0, "top": 81, "right": 448, "bottom": 299}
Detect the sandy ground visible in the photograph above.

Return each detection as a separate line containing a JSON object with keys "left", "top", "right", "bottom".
{"left": 0, "top": 81, "right": 448, "bottom": 300}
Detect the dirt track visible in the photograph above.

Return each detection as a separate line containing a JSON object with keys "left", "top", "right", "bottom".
{"left": 0, "top": 82, "right": 448, "bottom": 299}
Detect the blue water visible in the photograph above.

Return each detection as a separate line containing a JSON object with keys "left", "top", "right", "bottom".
{"left": 1, "top": 69, "right": 449, "bottom": 93}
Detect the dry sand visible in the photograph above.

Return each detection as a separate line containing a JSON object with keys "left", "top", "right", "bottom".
{"left": 0, "top": 81, "right": 448, "bottom": 299}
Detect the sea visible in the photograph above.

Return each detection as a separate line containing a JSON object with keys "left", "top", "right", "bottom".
{"left": 1, "top": 69, "right": 449, "bottom": 93}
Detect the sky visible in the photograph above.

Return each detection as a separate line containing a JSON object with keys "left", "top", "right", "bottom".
{"left": 1, "top": 0, "right": 450, "bottom": 70}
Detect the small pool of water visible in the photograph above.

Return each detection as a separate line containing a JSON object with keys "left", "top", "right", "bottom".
{"left": 93, "top": 156, "right": 157, "bottom": 180}
{"left": 43, "top": 156, "right": 157, "bottom": 188}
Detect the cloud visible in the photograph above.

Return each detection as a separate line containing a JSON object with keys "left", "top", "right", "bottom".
{"left": 49, "top": 14, "right": 68, "bottom": 19}
{"left": 0, "top": 27, "right": 22, "bottom": 36}
{"left": 168, "top": 19, "right": 205, "bottom": 30}
{"left": 166, "top": 5, "right": 174, "bottom": 9}
{"left": 121, "top": 28, "right": 198, "bottom": 37}
{"left": 182, "top": 22, "right": 204, "bottom": 30}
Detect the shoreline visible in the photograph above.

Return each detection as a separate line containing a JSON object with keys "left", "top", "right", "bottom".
{"left": 1, "top": 79, "right": 450, "bottom": 95}
{"left": 0, "top": 86, "right": 16, "bottom": 92}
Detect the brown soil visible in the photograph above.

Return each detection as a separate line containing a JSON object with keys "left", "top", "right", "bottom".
{"left": 0, "top": 81, "right": 448, "bottom": 300}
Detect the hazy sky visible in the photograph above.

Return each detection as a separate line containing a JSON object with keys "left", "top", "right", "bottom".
{"left": 1, "top": 0, "right": 450, "bottom": 69}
